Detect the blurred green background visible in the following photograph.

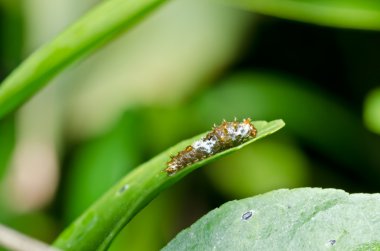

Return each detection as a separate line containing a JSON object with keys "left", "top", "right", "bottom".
{"left": 1, "top": 0, "right": 380, "bottom": 250}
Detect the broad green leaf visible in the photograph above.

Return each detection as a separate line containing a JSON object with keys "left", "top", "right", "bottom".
{"left": 164, "top": 188, "right": 380, "bottom": 251}
{"left": 224, "top": 0, "right": 380, "bottom": 30}
{"left": 53, "top": 119, "right": 284, "bottom": 251}
{"left": 0, "top": 0, "right": 168, "bottom": 118}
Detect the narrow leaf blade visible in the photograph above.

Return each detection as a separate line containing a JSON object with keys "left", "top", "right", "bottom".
{"left": 0, "top": 0, "right": 168, "bottom": 118}
{"left": 53, "top": 119, "right": 284, "bottom": 251}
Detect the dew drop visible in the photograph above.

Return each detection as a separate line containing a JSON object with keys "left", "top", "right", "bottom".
{"left": 118, "top": 184, "right": 130, "bottom": 194}
{"left": 328, "top": 240, "right": 336, "bottom": 246}
{"left": 241, "top": 210, "right": 254, "bottom": 220}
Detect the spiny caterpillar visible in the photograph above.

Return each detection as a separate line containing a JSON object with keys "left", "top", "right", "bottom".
{"left": 165, "top": 118, "right": 257, "bottom": 175}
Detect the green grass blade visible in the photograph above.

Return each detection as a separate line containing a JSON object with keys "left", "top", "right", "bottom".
{"left": 0, "top": 0, "right": 168, "bottom": 118}
{"left": 223, "top": 0, "right": 380, "bottom": 30}
{"left": 53, "top": 119, "right": 285, "bottom": 251}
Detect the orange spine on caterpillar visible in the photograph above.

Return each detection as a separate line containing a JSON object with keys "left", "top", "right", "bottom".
{"left": 165, "top": 118, "right": 257, "bottom": 175}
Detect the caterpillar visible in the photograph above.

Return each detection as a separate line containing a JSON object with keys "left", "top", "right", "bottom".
{"left": 165, "top": 118, "right": 257, "bottom": 175}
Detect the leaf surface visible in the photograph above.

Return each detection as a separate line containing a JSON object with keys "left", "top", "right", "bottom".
{"left": 164, "top": 188, "right": 380, "bottom": 251}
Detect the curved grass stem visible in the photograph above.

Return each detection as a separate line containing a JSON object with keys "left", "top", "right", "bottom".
{"left": 53, "top": 120, "right": 285, "bottom": 250}
{"left": 0, "top": 0, "right": 168, "bottom": 118}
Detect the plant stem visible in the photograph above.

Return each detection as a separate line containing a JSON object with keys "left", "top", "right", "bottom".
{"left": 53, "top": 120, "right": 285, "bottom": 251}
{"left": 223, "top": 0, "right": 380, "bottom": 30}
{"left": 0, "top": 0, "right": 168, "bottom": 119}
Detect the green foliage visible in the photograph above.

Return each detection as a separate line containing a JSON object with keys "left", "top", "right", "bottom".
{"left": 164, "top": 188, "right": 380, "bottom": 251}
{"left": 206, "top": 139, "right": 310, "bottom": 197}
{"left": 194, "top": 72, "right": 380, "bottom": 181}
{"left": 1, "top": 0, "right": 380, "bottom": 250}
{"left": 53, "top": 120, "right": 285, "bottom": 251}
{"left": 63, "top": 110, "right": 144, "bottom": 223}
{"left": 364, "top": 87, "right": 380, "bottom": 135}
{"left": 0, "top": 0, "right": 167, "bottom": 118}
{"left": 0, "top": 116, "right": 15, "bottom": 180}
{"left": 225, "top": 0, "right": 380, "bottom": 30}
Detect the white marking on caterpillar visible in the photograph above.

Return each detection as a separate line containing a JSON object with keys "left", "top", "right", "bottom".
{"left": 165, "top": 118, "right": 257, "bottom": 175}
